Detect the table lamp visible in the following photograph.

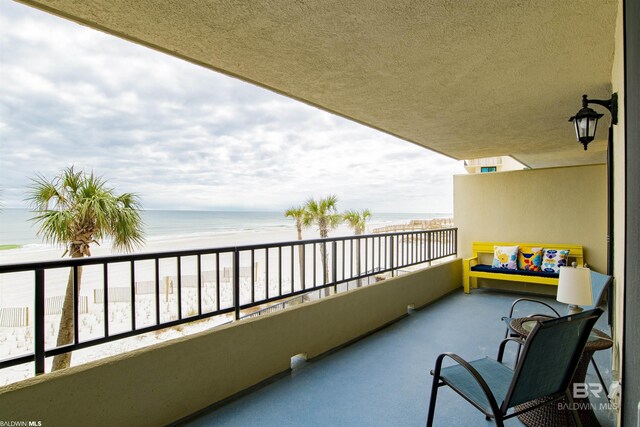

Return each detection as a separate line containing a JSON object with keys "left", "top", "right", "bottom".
{"left": 557, "top": 266, "right": 593, "bottom": 314}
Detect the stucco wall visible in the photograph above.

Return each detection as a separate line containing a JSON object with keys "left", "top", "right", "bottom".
{"left": 0, "top": 259, "right": 461, "bottom": 426}
{"left": 454, "top": 165, "right": 607, "bottom": 293}
{"left": 501, "top": 156, "right": 526, "bottom": 171}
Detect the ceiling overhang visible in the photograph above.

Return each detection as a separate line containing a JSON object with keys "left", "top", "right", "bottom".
{"left": 17, "top": 0, "right": 618, "bottom": 168}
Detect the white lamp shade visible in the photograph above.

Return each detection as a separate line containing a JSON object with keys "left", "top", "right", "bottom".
{"left": 557, "top": 266, "right": 593, "bottom": 306}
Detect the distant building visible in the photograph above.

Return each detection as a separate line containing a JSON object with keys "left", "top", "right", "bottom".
{"left": 463, "top": 156, "right": 526, "bottom": 174}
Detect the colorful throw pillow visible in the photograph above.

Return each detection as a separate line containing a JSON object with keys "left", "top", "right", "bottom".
{"left": 492, "top": 245, "right": 519, "bottom": 270}
{"left": 518, "top": 247, "right": 543, "bottom": 271}
{"left": 541, "top": 249, "right": 570, "bottom": 273}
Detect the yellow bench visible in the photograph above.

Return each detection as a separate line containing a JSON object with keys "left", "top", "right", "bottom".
{"left": 463, "top": 242, "right": 584, "bottom": 294}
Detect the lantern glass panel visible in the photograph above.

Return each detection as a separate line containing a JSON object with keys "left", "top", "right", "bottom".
{"left": 573, "top": 120, "right": 581, "bottom": 141}
{"left": 588, "top": 117, "right": 598, "bottom": 138}
{"left": 577, "top": 117, "right": 590, "bottom": 140}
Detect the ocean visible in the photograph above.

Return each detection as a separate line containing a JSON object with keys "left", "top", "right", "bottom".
{"left": 0, "top": 209, "right": 451, "bottom": 247}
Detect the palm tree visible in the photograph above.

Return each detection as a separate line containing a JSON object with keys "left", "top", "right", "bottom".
{"left": 343, "top": 209, "right": 372, "bottom": 286}
{"left": 304, "top": 195, "right": 342, "bottom": 294}
{"left": 285, "top": 206, "right": 306, "bottom": 241}
{"left": 28, "top": 167, "right": 144, "bottom": 371}
{"left": 343, "top": 209, "right": 371, "bottom": 235}
{"left": 284, "top": 206, "right": 307, "bottom": 286}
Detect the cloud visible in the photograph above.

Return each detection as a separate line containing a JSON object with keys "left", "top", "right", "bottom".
{"left": 0, "top": 1, "right": 466, "bottom": 214}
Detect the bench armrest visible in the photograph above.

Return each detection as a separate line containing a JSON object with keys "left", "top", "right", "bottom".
{"left": 463, "top": 257, "right": 478, "bottom": 293}
{"left": 464, "top": 256, "right": 478, "bottom": 268}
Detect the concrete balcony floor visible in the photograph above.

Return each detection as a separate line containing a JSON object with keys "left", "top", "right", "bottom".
{"left": 180, "top": 289, "right": 614, "bottom": 427}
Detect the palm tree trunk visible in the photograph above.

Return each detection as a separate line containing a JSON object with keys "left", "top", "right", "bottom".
{"left": 319, "top": 242, "right": 331, "bottom": 296}
{"left": 319, "top": 227, "right": 331, "bottom": 297}
{"left": 51, "top": 249, "right": 83, "bottom": 371}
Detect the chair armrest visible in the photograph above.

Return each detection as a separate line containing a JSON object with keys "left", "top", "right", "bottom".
{"left": 430, "top": 352, "right": 502, "bottom": 417}
{"left": 508, "top": 298, "right": 561, "bottom": 318}
{"left": 497, "top": 337, "right": 525, "bottom": 362}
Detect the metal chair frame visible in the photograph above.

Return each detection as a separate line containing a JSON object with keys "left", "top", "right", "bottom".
{"left": 502, "top": 296, "right": 609, "bottom": 396}
{"left": 427, "top": 309, "right": 602, "bottom": 427}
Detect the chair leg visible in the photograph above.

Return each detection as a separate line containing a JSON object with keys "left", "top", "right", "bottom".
{"left": 565, "top": 389, "right": 583, "bottom": 427}
{"left": 491, "top": 411, "right": 504, "bottom": 427}
{"left": 590, "top": 358, "right": 609, "bottom": 397}
{"left": 426, "top": 376, "right": 440, "bottom": 427}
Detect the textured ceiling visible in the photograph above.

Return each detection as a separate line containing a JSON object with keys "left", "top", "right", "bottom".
{"left": 18, "top": 0, "right": 618, "bottom": 168}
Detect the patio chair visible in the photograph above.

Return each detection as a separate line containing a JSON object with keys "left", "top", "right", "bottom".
{"left": 501, "top": 270, "right": 612, "bottom": 393}
{"left": 426, "top": 309, "right": 603, "bottom": 427}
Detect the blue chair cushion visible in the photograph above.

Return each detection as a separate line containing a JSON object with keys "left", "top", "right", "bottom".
{"left": 471, "top": 264, "right": 559, "bottom": 278}
{"left": 439, "top": 357, "right": 513, "bottom": 413}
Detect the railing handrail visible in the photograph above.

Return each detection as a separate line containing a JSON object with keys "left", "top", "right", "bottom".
{"left": 0, "top": 227, "right": 458, "bottom": 376}
{"left": 0, "top": 228, "right": 457, "bottom": 272}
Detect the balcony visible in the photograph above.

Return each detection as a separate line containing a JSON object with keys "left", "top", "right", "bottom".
{"left": 178, "top": 288, "right": 613, "bottom": 427}
{"left": 0, "top": 227, "right": 613, "bottom": 425}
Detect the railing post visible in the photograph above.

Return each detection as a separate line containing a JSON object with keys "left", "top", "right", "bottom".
{"left": 454, "top": 228, "right": 458, "bottom": 256}
{"left": 196, "top": 254, "right": 202, "bottom": 316}
{"left": 389, "top": 235, "right": 395, "bottom": 277}
{"left": 322, "top": 242, "right": 327, "bottom": 286}
{"left": 428, "top": 231, "right": 432, "bottom": 266}
{"left": 34, "top": 268, "right": 45, "bottom": 375}
{"left": 73, "top": 266, "right": 79, "bottom": 345}
{"left": 332, "top": 240, "right": 338, "bottom": 292}
{"left": 177, "top": 256, "right": 182, "bottom": 320}
{"left": 234, "top": 249, "right": 240, "bottom": 320}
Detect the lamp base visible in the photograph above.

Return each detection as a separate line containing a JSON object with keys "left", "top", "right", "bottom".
{"left": 568, "top": 305, "right": 584, "bottom": 315}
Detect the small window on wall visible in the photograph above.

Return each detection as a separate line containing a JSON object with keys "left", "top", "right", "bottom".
{"left": 480, "top": 167, "right": 497, "bottom": 173}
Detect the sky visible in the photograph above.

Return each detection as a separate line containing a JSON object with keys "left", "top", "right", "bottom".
{"left": 0, "top": 1, "right": 467, "bottom": 214}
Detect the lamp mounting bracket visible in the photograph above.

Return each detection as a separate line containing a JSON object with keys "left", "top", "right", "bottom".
{"left": 582, "top": 93, "right": 618, "bottom": 125}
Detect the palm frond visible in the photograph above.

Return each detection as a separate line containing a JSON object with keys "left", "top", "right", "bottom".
{"left": 27, "top": 173, "right": 63, "bottom": 211}
{"left": 327, "top": 213, "right": 343, "bottom": 229}
{"left": 304, "top": 196, "right": 342, "bottom": 235}
{"left": 284, "top": 206, "right": 305, "bottom": 219}
{"left": 342, "top": 209, "right": 372, "bottom": 234}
